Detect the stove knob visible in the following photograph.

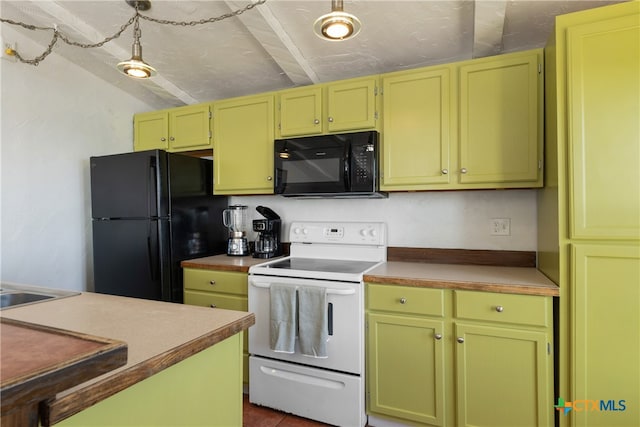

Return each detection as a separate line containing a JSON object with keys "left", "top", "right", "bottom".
{"left": 293, "top": 227, "right": 301, "bottom": 235}
{"left": 370, "top": 228, "right": 378, "bottom": 237}
{"left": 303, "top": 228, "right": 309, "bottom": 235}
{"left": 360, "top": 229, "right": 368, "bottom": 236}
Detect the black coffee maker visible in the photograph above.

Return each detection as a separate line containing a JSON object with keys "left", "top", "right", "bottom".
{"left": 252, "top": 206, "right": 282, "bottom": 259}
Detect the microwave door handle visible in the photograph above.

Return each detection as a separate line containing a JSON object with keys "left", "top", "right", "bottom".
{"left": 343, "top": 146, "right": 351, "bottom": 190}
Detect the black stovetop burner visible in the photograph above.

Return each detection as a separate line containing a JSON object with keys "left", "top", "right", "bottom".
{"left": 263, "top": 257, "right": 379, "bottom": 275}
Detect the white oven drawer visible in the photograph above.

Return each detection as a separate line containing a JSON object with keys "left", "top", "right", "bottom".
{"left": 249, "top": 356, "right": 366, "bottom": 427}
{"left": 248, "top": 275, "right": 363, "bottom": 374}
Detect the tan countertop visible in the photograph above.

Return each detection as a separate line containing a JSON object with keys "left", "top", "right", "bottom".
{"left": 181, "top": 254, "right": 275, "bottom": 272}
{"left": 364, "top": 261, "right": 559, "bottom": 296}
{"left": 0, "top": 292, "right": 254, "bottom": 425}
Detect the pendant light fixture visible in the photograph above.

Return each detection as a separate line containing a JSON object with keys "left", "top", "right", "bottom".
{"left": 117, "top": 0, "right": 156, "bottom": 78}
{"left": 313, "top": 0, "right": 361, "bottom": 41}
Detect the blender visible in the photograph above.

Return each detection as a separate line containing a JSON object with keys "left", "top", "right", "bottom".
{"left": 223, "top": 205, "right": 249, "bottom": 256}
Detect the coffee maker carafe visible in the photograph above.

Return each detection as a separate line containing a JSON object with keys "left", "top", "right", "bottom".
{"left": 223, "top": 205, "right": 249, "bottom": 256}
{"left": 252, "top": 206, "right": 282, "bottom": 259}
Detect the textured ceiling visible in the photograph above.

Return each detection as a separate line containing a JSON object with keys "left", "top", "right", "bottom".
{"left": 0, "top": 0, "right": 624, "bottom": 110}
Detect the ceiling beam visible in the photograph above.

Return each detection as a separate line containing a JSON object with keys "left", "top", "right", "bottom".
{"left": 225, "top": 0, "right": 318, "bottom": 86}
{"left": 473, "top": 0, "right": 507, "bottom": 58}
{"left": 26, "top": 0, "right": 198, "bottom": 104}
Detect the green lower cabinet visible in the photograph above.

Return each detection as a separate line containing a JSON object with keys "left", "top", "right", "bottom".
{"left": 366, "top": 284, "right": 554, "bottom": 427}
{"left": 367, "top": 313, "right": 446, "bottom": 426}
{"left": 571, "top": 243, "right": 640, "bottom": 426}
{"left": 183, "top": 268, "right": 250, "bottom": 385}
{"left": 454, "top": 323, "right": 552, "bottom": 427}
{"left": 57, "top": 334, "right": 243, "bottom": 426}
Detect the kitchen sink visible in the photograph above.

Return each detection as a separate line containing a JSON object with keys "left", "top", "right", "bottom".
{"left": 0, "top": 283, "right": 80, "bottom": 310}
{"left": 1, "top": 292, "right": 55, "bottom": 308}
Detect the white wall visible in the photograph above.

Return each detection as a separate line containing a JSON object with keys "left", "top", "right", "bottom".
{"left": 232, "top": 189, "right": 537, "bottom": 251}
{"left": 0, "top": 27, "right": 538, "bottom": 294}
{"left": 1, "top": 26, "right": 153, "bottom": 292}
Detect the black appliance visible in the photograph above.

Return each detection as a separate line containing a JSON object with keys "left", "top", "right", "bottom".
{"left": 252, "top": 206, "right": 282, "bottom": 259}
{"left": 90, "top": 150, "right": 228, "bottom": 303}
{"left": 274, "top": 131, "right": 387, "bottom": 198}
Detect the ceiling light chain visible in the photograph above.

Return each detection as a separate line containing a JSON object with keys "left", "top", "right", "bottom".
{"left": 0, "top": 0, "right": 267, "bottom": 67}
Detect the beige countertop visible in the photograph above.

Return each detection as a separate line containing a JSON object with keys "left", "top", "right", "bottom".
{"left": 0, "top": 292, "right": 254, "bottom": 425}
{"left": 364, "top": 261, "right": 559, "bottom": 296}
{"left": 181, "top": 254, "right": 276, "bottom": 272}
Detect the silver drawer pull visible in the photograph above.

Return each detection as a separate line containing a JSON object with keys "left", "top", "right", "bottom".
{"left": 434, "top": 333, "right": 442, "bottom": 340}
{"left": 209, "top": 280, "right": 216, "bottom": 286}
{"left": 457, "top": 337, "right": 464, "bottom": 343}
{"left": 210, "top": 304, "right": 217, "bottom": 308}
{"left": 399, "top": 297, "right": 407, "bottom": 304}
{"left": 495, "top": 305, "right": 504, "bottom": 313}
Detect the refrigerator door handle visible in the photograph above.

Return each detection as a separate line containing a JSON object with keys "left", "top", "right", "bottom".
{"left": 147, "top": 221, "right": 158, "bottom": 281}
{"left": 148, "top": 157, "right": 155, "bottom": 218}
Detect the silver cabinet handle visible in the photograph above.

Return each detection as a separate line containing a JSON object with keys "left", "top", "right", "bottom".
{"left": 460, "top": 168, "right": 467, "bottom": 174}
{"left": 434, "top": 333, "right": 443, "bottom": 340}
{"left": 495, "top": 305, "right": 504, "bottom": 313}
{"left": 441, "top": 169, "right": 448, "bottom": 175}
{"left": 457, "top": 337, "right": 464, "bottom": 343}
{"left": 314, "top": 119, "right": 320, "bottom": 124}
{"left": 399, "top": 297, "right": 407, "bottom": 304}
{"left": 209, "top": 280, "right": 216, "bottom": 286}
{"left": 160, "top": 137, "right": 166, "bottom": 142}
{"left": 267, "top": 176, "right": 273, "bottom": 181}
{"left": 210, "top": 304, "right": 217, "bottom": 308}
{"left": 169, "top": 136, "right": 175, "bottom": 141}
{"left": 328, "top": 117, "right": 334, "bottom": 123}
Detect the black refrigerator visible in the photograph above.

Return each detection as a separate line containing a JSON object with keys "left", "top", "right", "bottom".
{"left": 90, "top": 150, "right": 228, "bottom": 303}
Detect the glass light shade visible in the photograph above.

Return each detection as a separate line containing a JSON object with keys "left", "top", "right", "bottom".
{"left": 313, "top": 11, "right": 361, "bottom": 41}
{"left": 117, "top": 58, "right": 157, "bottom": 78}
{"left": 117, "top": 39, "right": 156, "bottom": 78}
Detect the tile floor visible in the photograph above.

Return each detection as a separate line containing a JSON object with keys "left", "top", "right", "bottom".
{"left": 242, "top": 394, "right": 332, "bottom": 427}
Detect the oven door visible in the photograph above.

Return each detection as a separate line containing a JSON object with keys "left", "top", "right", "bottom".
{"left": 248, "top": 274, "right": 363, "bottom": 375}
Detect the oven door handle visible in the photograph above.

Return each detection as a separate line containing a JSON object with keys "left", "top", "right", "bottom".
{"left": 250, "top": 282, "right": 355, "bottom": 296}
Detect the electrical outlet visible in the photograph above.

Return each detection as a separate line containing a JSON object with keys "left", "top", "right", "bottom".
{"left": 490, "top": 218, "right": 511, "bottom": 236}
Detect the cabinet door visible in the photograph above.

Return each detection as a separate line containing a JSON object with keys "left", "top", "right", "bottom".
{"left": 459, "top": 51, "right": 542, "bottom": 185}
{"left": 134, "top": 111, "right": 169, "bottom": 151}
{"left": 567, "top": 14, "right": 640, "bottom": 240}
{"left": 184, "top": 290, "right": 250, "bottom": 385}
{"left": 367, "top": 313, "right": 445, "bottom": 426}
{"left": 454, "top": 323, "right": 552, "bottom": 427}
{"left": 327, "top": 77, "right": 378, "bottom": 132}
{"left": 278, "top": 86, "right": 323, "bottom": 137}
{"left": 572, "top": 244, "right": 640, "bottom": 426}
{"left": 381, "top": 67, "right": 451, "bottom": 190}
{"left": 168, "top": 104, "right": 212, "bottom": 151}
{"left": 213, "top": 95, "right": 275, "bottom": 195}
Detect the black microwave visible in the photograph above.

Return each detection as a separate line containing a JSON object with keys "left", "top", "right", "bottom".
{"left": 274, "top": 131, "right": 386, "bottom": 198}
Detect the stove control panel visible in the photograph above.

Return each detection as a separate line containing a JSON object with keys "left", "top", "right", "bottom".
{"left": 290, "top": 221, "right": 386, "bottom": 245}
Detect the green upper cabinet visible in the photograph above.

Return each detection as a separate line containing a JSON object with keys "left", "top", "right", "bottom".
{"left": 326, "top": 77, "right": 379, "bottom": 133}
{"left": 380, "top": 66, "right": 452, "bottom": 190}
{"left": 134, "top": 103, "right": 212, "bottom": 152}
{"left": 134, "top": 110, "right": 169, "bottom": 151}
{"left": 458, "top": 49, "right": 543, "bottom": 186}
{"left": 380, "top": 49, "right": 543, "bottom": 192}
{"left": 277, "top": 76, "right": 380, "bottom": 138}
{"left": 212, "top": 94, "right": 275, "bottom": 195}
{"left": 277, "top": 86, "right": 323, "bottom": 137}
{"left": 566, "top": 13, "right": 640, "bottom": 240}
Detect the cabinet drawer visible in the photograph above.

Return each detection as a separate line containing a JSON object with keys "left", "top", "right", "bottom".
{"left": 184, "top": 268, "right": 247, "bottom": 295}
{"left": 454, "top": 290, "right": 549, "bottom": 327}
{"left": 367, "top": 284, "right": 444, "bottom": 317}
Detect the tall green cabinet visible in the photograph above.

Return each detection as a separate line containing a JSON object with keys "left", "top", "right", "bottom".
{"left": 539, "top": 2, "right": 640, "bottom": 426}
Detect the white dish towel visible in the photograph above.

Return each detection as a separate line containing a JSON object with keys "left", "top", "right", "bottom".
{"left": 269, "top": 284, "right": 296, "bottom": 353}
{"left": 298, "top": 286, "right": 328, "bottom": 358}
